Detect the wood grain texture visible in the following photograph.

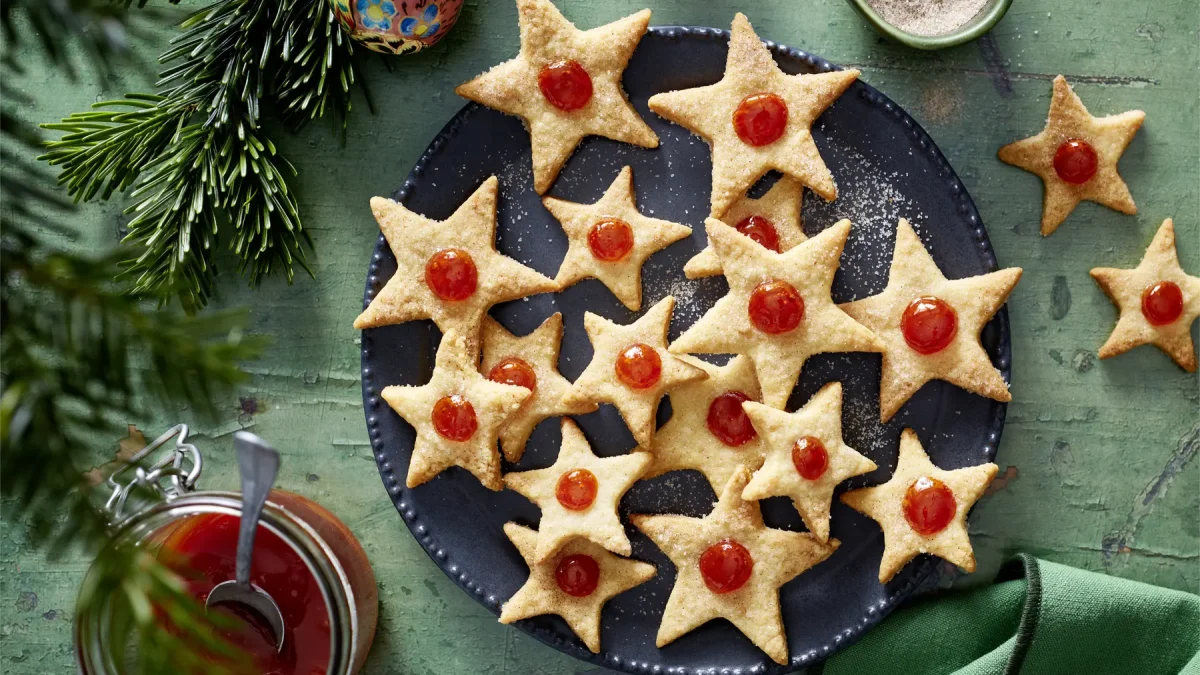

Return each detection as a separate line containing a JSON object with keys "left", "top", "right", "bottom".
{"left": 1, "top": 0, "right": 1196, "bottom": 672}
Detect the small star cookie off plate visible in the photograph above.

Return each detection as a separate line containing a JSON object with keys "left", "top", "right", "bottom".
{"left": 360, "top": 25, "right": 1010, "bottom": 675}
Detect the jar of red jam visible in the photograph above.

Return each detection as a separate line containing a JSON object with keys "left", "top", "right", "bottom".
{"left": 74, "top": 426, "right": 378, "bottom": 675}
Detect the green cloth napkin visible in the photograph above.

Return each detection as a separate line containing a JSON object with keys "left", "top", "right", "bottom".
{"left": 817, "top": 555, "right": 1200, "bottom": 675}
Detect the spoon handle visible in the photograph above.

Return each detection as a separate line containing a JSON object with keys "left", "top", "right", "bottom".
{"left": 232, "top": 431, "right": 281, "bottom": 586}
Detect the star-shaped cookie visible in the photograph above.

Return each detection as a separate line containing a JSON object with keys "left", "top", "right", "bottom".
{"left": 644, "top": 355, "right": 768, "bottom": 493}
{"left": 684, "top": 176, "right": 805, "bottom": 279}
{"left": 648, "top": 13, "right": 858, "bottom": 217}
{"left": 998, "top": 75, "right": 1145, "bottom": 236}
{"left": 562, "top": 296, "right": 707, "bottom": 446}
{"left": 631, "top": 467, "right": 839, "bottom": 665}
{"left": 840, "top": 428, "right": 997, "bottom": 583}
{"left": 455, "top": 0, "right": 659, "bottom": 194}
{"left": 480, "top": 313, "right": 598, "bottom": 462}
{"left": 741, "top": 382, "right": 876, "bottom": 543}
{"left": 504, "top": 418, "right": 650, "bottom": 562}
{"left": 499, "top": 522, "right": 656, "bottom": 653}
{"left": 840, "top": 219, "right": 1022, "bottom": 422}
{"left": 354, "top": 176, "right": 557, "bottom": 341}
{"left": 670, "top": 219, "right": 882, "bottom": 409}
{"left": 545, "top": 166, "right": 692, "bottom": 310}
{"left": 381, "top": 332, "right": 531, "bottom": 490}
{"left": 1090, "top": 218, "right": 1200, "bottom": 371}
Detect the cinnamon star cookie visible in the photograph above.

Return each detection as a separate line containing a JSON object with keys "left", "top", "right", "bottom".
{"left": 998, "top": 75, "right": 1145, "bottom": 236}
{"left": 455, "top": 0, "right": 659, "bottom": 194}
{"left": 1090, "top": 218, "right": 1200, "bottom": 371}
{"left": 684, "top": 176, "right": 805, "bottom": 279}
{"left": 545, "top": 166, "right": 692, "bottom": 310}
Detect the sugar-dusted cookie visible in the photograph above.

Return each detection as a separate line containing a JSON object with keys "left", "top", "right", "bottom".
{"left": 562, "top": 296, "right": 707, "bottom": 446}
{"left": 499, "top": 522, "right": 655, "bottom": 653}
{"left": 455, "top": 0, "right": 658, "bottom": 194}
{"left": 354, "top": 176, "right": 557, "bottom": 341}
{"left": 648, "top": 13, "right": 858, "bottom": 217}
{"left": 998, "top": 75, "right": 1145, "bottom": 236}
{"left": 481, "top": 313, "right": 598, "bottom": 462}
{"left": 670, "top": 219, "right": 882, "bottom": 409}
{"left": 840, "top": 219, "right": 1022, "bottom": 422}
{"left": 1090, "top": 219, "right": 1200, "bottom": 371}
{"left": 381, "top": 332, "right": 531, "bottom": 490}
{"left": 545, "top": 166, "right": 692, "bottom": 310}
{"left": 631, "top": 467, "right": 838, "bottom": 665}
{"left": 684, "top": 176, "right": 805, "bottom": 279}
{"left": 841, "top": 428, "right": 997, "bottom": 583}
{"left": 504, "top": 418, "right": 650, "bottom": 562}
{"left": 644, "top": 355, "right": 767, "bottom": 493}
{"left": 741, "top": 382, "right": 876, "bottom": 543}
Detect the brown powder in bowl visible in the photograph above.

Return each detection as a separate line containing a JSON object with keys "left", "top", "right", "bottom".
{"left": 866, "top": 0, "right": 991, "bottom": 37}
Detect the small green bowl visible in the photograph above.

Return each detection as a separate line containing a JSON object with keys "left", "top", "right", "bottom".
{"left": 845, "top": 0, "right": 1013, "bottom": 50}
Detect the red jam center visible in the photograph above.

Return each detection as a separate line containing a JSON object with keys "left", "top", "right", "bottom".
{"left": 538, "top": 60, "right": 593, "bottom": 112}
{"left": 431, "top": 394, "right": 477, "bottom": 441}
{"left": 556, "top": 469, "right": 599, "bottom": 511}
{"left": 699, "top": 539, "right": 754, "bottom": 594}
{"left": 748, "top": 279, "right": 805, "bottom": 334}
{"left": 614, "top": 343, "right": 662, "bottom": 389}
{"left": 732, "top": 93, "right": 789, "bottom": 147}
{"left": 1141, "top": 281, "right": 1184, "bottom": 326}
{"left": 1053, "top": 138, "right": 1099, "bottom": 185}
{"left": 555, "top": 554, "right": 600, "bottom": 597}
{"left": 587, "top": 218, "right": 635, "bottom": 262}
{"left": 901, "top": 296, "right": 958, "bottom": 355}
{"left": 791, "top": 436, "right": 829, "bottom": 481}
{"left": 734, "top": 215, "right": 781, "bottom": 252}
{"left": 903, "top": 476, "right": 957, "bottom": 536}
{"left": 706, "top": 390, "right": 757, "bottom": 447}
{"left": 425, "top": 248, "right": 478, "bottom": 302}
{"left": 487, "top": 357, "right": 538, "bottom": 392}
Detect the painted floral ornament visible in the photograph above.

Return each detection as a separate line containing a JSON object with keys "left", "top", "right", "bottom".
{"left": 334, "top": 0, "right": 463, "bottom": 55}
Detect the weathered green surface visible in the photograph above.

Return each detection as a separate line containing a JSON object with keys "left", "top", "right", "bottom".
{"left": 2, "top": 0, "right": 1198, "bottom": 673}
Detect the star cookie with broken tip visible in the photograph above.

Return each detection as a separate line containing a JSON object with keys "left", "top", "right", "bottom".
{"left": 648, "top": 13, "right": 858, "bottom": 217}
{"left": 631, "top": 467, "right": 839, "bottom": 665}
{"left": 354, "top": 176, "right": 557, "bottom": 340}
{"left": 455, "top": 0, "right": 658, "bottom": 195}
{"left": 840, "top": 219, "right": 1022, "bottom": 422}
{"left": 545, "top": 166, "right": 692, "bottom": 310}
{"left": 741, "top": 381, "right": 876, "bottom": 543}
{"left": 1090, "top": 218, "right": 1200, "bottom": 372}
{"left": 499, "top": 522, "right": 655, "bottom": 653}
{"left": 840, "top": 428, "right": 997, "bottom": 584}
{"left": 562, "top": 296, "right": 707, "bottom": 446}
{"left": 381, "top": 332, "right": 531, "bottom": 491}
{"left": 684, "top": 176, "right": 805, "bottom": 279}
{"left": 670, "top": 218, "right": 882, "bottom": 409}
{"left": 998, "top": 75, "right": 1145, "bottom": 236}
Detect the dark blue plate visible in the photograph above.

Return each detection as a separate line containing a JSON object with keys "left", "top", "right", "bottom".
{"left": 361, "top": 26, "right": 1009, "bottom": 674}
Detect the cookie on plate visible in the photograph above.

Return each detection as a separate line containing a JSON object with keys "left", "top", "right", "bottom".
{"left": 684, "top": 176, "right": 805, "bottom": 279}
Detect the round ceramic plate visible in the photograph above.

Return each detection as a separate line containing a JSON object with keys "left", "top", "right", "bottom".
{"left": 361, "top": 26, "right": 1009, "bottom": 674}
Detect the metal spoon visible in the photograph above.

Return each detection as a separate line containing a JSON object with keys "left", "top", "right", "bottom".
{"left": 206, "top": 431, "right": 286, "bottom": 652}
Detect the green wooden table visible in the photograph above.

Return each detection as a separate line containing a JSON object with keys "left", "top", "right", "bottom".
{"left": 3, "top": 1, "right": 1197, "bottom": 672}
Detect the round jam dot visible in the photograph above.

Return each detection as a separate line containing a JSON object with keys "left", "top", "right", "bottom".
{"left": 1053, "top": 138, "right": 1099, "bottom": 185}
{"left": 706, "top": 391, "right": 757, "bottom": 447}
{"left": 901, "top": 296, "right": 958, "bottom": 355}
{"left": 537, "top": 60, "right": 593, "bottom": 112}
{"left": 732, "top": 93, "right": 789, "bottom": 147}
{"left": 699, "top": 539, "right": 754, "bottom": 594}
{"left": 488, "top": 357, "right": 537, "bottom": 392}
{"left": 903, "top": 476, "right": 957, "bottom": 536}
{"left": 1141, "top": 281, "right": 1184, "bottom": 326}
{"left": 748, "top": 279, "right": 805, "bottom": 334}
{"left": 587, "top": 218, "right": 635, "bottom": 262}
{"left": 424, "top": 249, "right": 478, "bottom": 302}
{"left": 431, "top": 394, "right": 477, "bottom": 442}
{"left": 791, "top": 436, "right": 829, "bottom": 481}
{"left": 556, "top": 469, "right": 599, "bottom": 511}
{"left": 614, "top": 343, "right": 662, "bottom": 390}
{"left": 734, "top": 215, "right": 781, "bottom": 253}
{"left": 555, "top": 554, "right": 600, "bottom": 597}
